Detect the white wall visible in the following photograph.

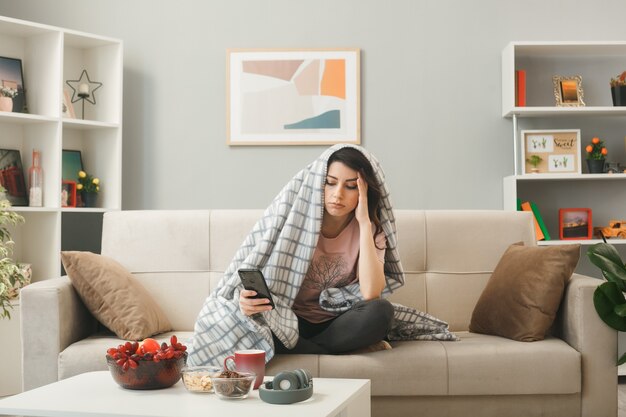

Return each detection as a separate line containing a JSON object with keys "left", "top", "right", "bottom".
{"left": 1, "top": 0, "right": 624, "bottom": 212}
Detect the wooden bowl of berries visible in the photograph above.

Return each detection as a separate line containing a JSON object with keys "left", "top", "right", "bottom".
{"left": 106, "top": 335, "right": 188, "bottom": 390}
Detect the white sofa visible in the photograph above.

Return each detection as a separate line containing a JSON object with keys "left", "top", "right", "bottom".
{"left": 21, "top": 210, "right": 617, "bottom": 417}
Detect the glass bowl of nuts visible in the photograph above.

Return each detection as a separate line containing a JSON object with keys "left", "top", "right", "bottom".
{"left": 180, "top": 366, "right": 222, "bottom": 393}
{"left": 211, "top": 370, "right": 256, "bottom": 399}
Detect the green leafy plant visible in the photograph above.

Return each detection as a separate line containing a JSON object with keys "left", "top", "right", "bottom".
{"left": 585, "top": 137, "right": 608, "bottom": 160}
{"left": 587, "top": 241, "right": 626, "bottom": 364}
{"left": 610, "top": 71, "right": 626, "bottom": 87}
{"left": 0, "top": 187, "right": 28, "bottom": 319}
{"left": 76, "top": 170, "right": 100, "bottom": 194}
{"left": 526, "top": 155, "right": 543, "bottom": 168}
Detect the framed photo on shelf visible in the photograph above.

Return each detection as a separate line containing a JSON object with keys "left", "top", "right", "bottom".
{"left": 553, "top": 75, "right": 585, "bottom": 107}
{"left": 61, "top": 180, "right": 77, "bottom": 207}
{"left": 227, "top": 48, "right": 360, "bottom": 146}
{"left": 559, "top": 208, "right": 592, "bottom": 240}
{"left": 62, "top": 149, "right": 83, "bottom": 181}
{"left": 521, "top": 129, "right": 581, "bottom": 175}
{"left": 0, "top": 149, "right": 28, "bottom": 206}
{"left": 62, "top": 89, "right": 76, "bottom": 118}
{"left": 0, "top": 56, "right": 27, "bottom": 113}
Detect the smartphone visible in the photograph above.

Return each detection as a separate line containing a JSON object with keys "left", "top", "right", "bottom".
{"left": 238, "top": 268, "right": 275, "bottom": 309}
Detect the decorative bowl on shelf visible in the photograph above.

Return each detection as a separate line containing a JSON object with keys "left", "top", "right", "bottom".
{"left": 181, "top": 365, "right": 222, "bottom": 393}
{"left": 211, "top": 370, "right": 256, "bottom": 399}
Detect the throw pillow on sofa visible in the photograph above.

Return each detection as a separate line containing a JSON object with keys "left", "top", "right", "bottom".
{"left": 469, "top": 242, "right": 580, "bottom": 342}
{"left": 61, "top": 251, "right": 172, "bottom": 340}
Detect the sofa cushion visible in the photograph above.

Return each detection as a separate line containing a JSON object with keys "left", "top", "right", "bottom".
{"left": 319, "top": 332, "right": 580, "bottom": 397}
{"left": 319, "top": 339, "right": 449, "bottom": 396}
{"left": 469, "top": 243, "right": 580, "bottom": 341}
{"left": 445, "top": 332, "right": 580, "bottom": 395}
{"left": 61, "top": 251, "right": 172, "bottom": 340}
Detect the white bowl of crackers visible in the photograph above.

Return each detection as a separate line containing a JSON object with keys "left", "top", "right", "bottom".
{"left": 180, "top": 365, "right": 222, "bottom": 393}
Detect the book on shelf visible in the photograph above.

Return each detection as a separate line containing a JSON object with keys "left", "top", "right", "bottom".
{"left": 515, "top": 70, "right": 526, "bottom": 107}
{"left": 528, "top": 201, "right": 551, "bottom": 241}
{"left": 518, "top": 199, "right": 550, "bottom": 241}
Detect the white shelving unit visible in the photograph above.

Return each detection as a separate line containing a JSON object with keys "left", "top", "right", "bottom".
{"left": 502, "top": 41, "right": 626, "bottom": 246}
{"left": 0, "top": 16, "right": 122, "bottom": 281}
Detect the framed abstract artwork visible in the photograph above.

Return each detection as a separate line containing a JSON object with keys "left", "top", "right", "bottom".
{"left": 227, "top": 48, "right": 360, "bottom": 146}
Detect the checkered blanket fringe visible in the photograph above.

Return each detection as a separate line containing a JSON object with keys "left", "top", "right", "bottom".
{"left": 187, "top": 145, "right": 457, "bottom": 367}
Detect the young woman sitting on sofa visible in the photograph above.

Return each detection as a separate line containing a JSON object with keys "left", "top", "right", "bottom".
{"left": 187, "top": 144, "right": 449, "bottom": 367}
{"left": 238, "top": 146, "right": 394, "bottom": 354}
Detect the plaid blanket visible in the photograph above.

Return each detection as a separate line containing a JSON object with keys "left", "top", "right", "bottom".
{"left": 188, "top": 144, "right": 457, "bottom": 366}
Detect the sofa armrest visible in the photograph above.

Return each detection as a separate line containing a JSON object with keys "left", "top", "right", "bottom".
{"left": 554, "top": 273, "right": 617, "bottom": 417}
{"left": 20, "top": 276, "right": 98, "bottom": 391}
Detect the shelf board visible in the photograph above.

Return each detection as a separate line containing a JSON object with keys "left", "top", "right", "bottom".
{"left": 9, "top": 207, "right": 58, "bottom": 213}
{"left": 0, "top": 112, "right": 57, "bottom": 125}
{"left": 504, "top": 106, "right": 626, "bottom": 118}
{"left": 10, "top": 207, "right": 116, "bottom": 213}
{"left": 62, "top": 119, "right": 119, "bottom": 130}
{"left": 538, "top": 239, "right": 626, "bottom": 246}
{"left": 61, "top": 207, "right": 118, "bottom": 213}
{"left": 506, "top": 173, "right": 626, "bottom": 181}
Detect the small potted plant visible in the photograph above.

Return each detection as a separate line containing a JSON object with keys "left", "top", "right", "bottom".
{"left": 525, "top": 155, "right": 543, "bottom": 173}
{"left": 585, "top": 137, "right": 608, "bottom": 174}
{"left": 610, "top": 71, "right": 626, "bottom": 106}
{"left": 0, "top": 187, "right": 29, "bottom": 320}
{"left": 0, "top": 86, "right": 17, "bottom": 112}
{"left": 76, "top": 170, "right": 100, "bottom": 208}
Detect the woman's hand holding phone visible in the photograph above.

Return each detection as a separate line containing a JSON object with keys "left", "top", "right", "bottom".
{"left": 239, "top": 290, "right": 273, "bottom": 316}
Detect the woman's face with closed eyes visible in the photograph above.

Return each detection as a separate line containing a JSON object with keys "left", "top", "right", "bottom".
{"left": 324, "top": 161, "right": 359, "bottom": 219}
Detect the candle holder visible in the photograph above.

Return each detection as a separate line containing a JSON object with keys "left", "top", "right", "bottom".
{"left": 66, "top": 70, "right": 102, "bottom": 120}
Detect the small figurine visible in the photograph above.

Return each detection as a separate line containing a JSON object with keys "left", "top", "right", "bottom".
{"left": 594, "top": 220, "right": 626, "bottom": 239}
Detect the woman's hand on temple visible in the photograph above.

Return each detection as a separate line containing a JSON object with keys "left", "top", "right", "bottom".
{"left": 239, "top": 289, "right": 273, "bottom": 316}
{"left": 355, "top": 172, "right": 370, "bottom": 225}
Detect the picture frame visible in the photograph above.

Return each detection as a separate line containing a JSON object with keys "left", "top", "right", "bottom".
{"left": 227, "top": 48, "right": 360, "bottom": 146}
{"left": 0, "top": 149, "right": 28, "bottom": 206}
{"left": 553, "top": 75, "right": 585, "bottom": 107}
{"left": 521, "top": 129, "right": 581, "bottom": 175}
{"left": 61, "top": 180, "right": 77, "bottom": 207}
{"left": 62, "top": 89, "right": 76, "bottom": 119}
{"left": 62, "top": 149, "right": 83, "bottom": 181}
{"left": 0, "top": 56, "right": 27, "bottom": 113}
{"left": 559, "top": 208, "right": 593, "bottom": 240}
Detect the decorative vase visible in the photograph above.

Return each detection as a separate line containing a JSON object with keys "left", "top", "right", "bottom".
{"left": 0, "top": 96, "right": 13, "bottom": 112}
{"left": 587, "top": 159, "right": 605, "bottom": 174}
{"left": 28, "top": 149, "right": 43, "bottom": 207}
{"left": 611, "top": 85, "right": 626, "bottom": 106}
{"left": 82, "top": 192, "right": 97, "bottom": 208}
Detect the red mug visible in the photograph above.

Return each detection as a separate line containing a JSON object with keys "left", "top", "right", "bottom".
{"left": 224, "top": 349, "right": 266, "bottom": 389}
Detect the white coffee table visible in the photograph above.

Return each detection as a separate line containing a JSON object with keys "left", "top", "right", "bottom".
{"left": 0, "top": 371, "right": 370, "bottom": 417}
